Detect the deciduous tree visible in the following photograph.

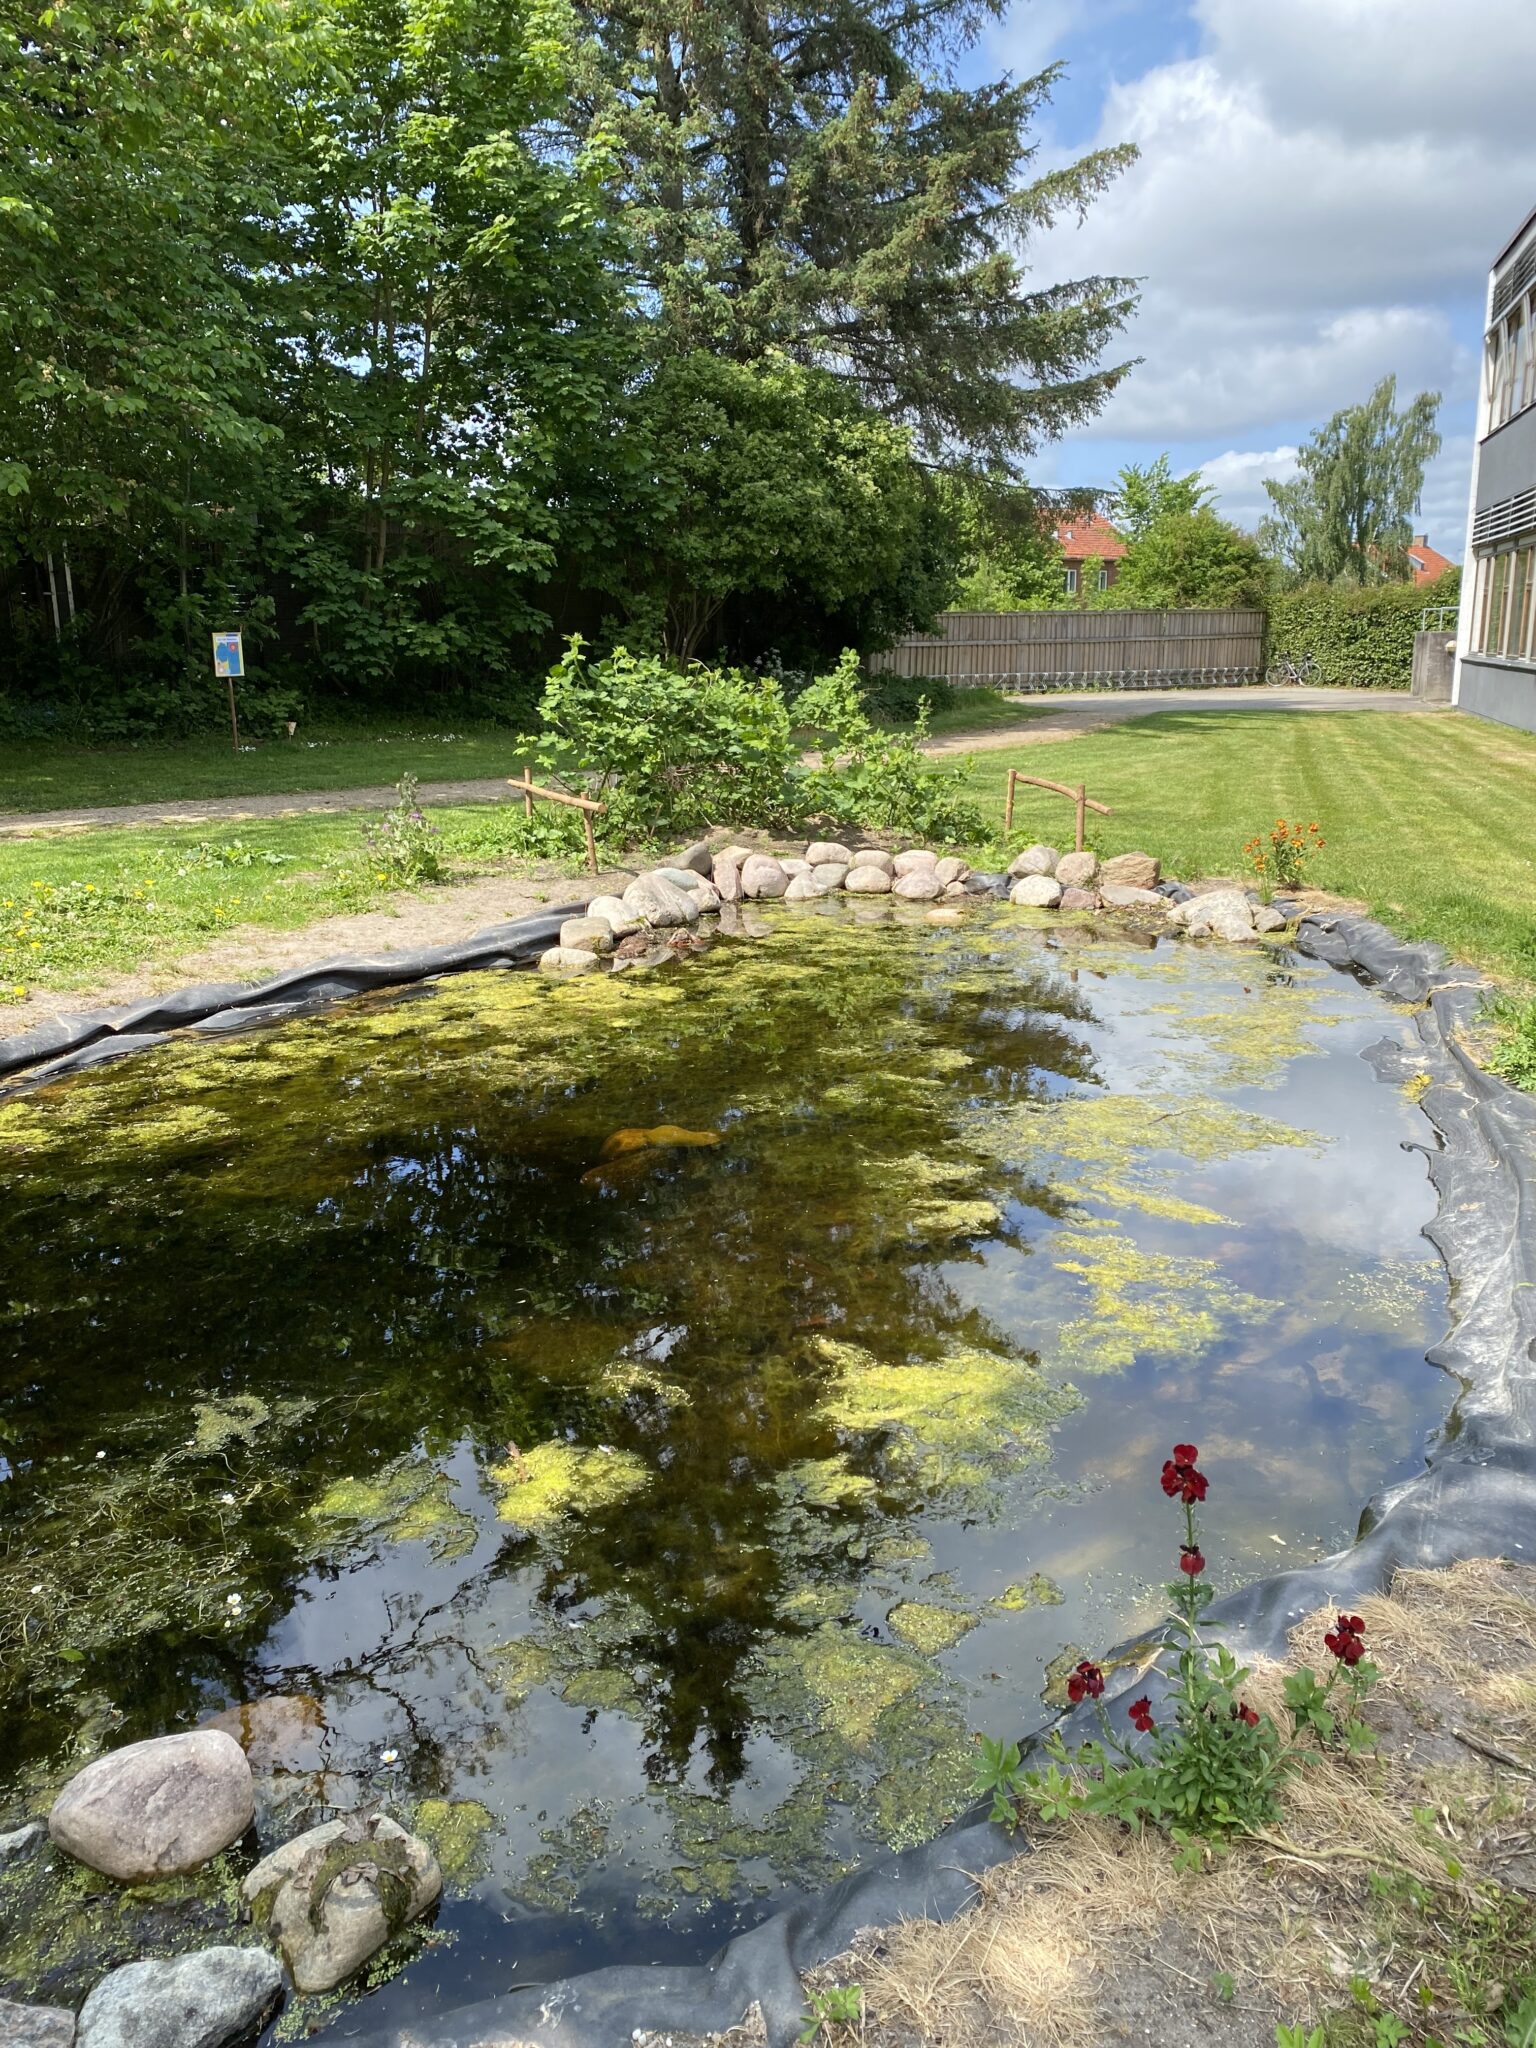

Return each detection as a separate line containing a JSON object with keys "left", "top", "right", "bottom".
{"left": 1258, "top": 377, "right": 1442, "bottom": 586}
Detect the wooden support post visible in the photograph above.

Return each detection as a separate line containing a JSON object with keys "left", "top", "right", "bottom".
{"left": 521, "top": 765, "right": 534, "bottom": 819}
{"left": 1075, "top": 783, "right": 1087, "bottom": 853}
{"left": 581, "top": 807, "right": 598, "bottom": 875}
{"left": 1004, "top": 768, "right": 1017, "bottom": 833}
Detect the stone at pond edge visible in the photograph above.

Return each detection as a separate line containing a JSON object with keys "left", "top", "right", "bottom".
{"left": 0, "top": 1998, "right": 74, "bottom": 2048}
{"left": 844, "top": 864, "right": 893, "bottom": 895}
{"left": 654, "top": 866, "right": 709, "bottom": 893}
{"left": 784, "top": 873, "right": 833, "bottom": 902}
{"left": 891, "top": 872, "right": 942, "bottom": 902}
{"left": 710, "top": 855, "right": 742, "bottom": 902}
{"left": 1100, "top": 850, "right": 1160, "bottom": 888}
{"left": 559, "top": 916, "right": 615, "bottom": 955}
{"left": 623, "top": 873, "right": 700, "bottom": 926}
{"left": 1253, "top": 903, "right": 1289, "bottom": 933}
{"left": 677, "top": 841, "right": 714, "bottom": 875}
{"left": 1100, "top": 883, "right": 1166, "bottom": 909}
{"left": 75, "top": 1948, "right": 283, "bottom": 2048}
{"left": 48, "top": 1731, "right": 254, "bottom": 1884}
{"left": 933, "top": 856, "right": 970, "bottom": 886}
{"left": 241, "top": 1813, "right": 441, "bottom": 1995}
{"left": 1010, "top": 876, "right": 1062, "bottom": 907}
{"left": 1059, "top": 887, "right": 1100, "bottom": 911}
{"left": 539, "top": 946, "right": 601, "bottom": 975}
{"left": 1055, "top": 849, "right": 1100, "bottom": 890}
{"left": 804, "top": 841, "right": 852, "bottom": 868}
{"left": 0, "top": 1824, "right": 41, "bottom": 1868}
{"left": 584, "top": 894, "right": 642, "bottom": 937}
{"left": 849, "top": 847, "right": 895, "bottom": 874}
{"left": 738, "top": 854, "right": 789, "bottom": 900}
{"left": 892, "top": 849, "right": 937, "bottom": 876}
{"left": 810, "top": 862, "right": 849, "bottom": 890}
{"left": 1008, "top": 844, "right": 1058, "bottom": 878}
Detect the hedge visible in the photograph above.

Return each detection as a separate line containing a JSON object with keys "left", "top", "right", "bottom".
{"left": 1265, "top": 571, "right": 1461, "bottom": 689}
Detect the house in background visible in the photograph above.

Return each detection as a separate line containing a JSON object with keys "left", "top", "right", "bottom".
{"left": 1053, "top": 512, "right": 1125, "bottom": 595}
{"left": 1406, "top": 534, "right": 1455, "bottom": 585}
{"left": 1454, "top": 203, "right": 1536, "bottom": 733}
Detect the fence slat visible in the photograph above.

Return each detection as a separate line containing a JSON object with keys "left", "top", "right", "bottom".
{"left": 866, "top": 608, "right": 1266, "bottom": 689}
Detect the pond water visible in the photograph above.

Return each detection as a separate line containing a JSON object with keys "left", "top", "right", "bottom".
{"left": 0, "top": 903, "right": 1452, "bottom": 2031}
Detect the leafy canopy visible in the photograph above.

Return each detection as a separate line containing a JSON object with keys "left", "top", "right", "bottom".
{"left": 1259, "top": 376, "right": 1442, "bottom": 586}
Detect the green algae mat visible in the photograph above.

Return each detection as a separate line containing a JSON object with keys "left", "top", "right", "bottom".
{"left": 0, "top": 902, "right": 1451, "bottom": 2031}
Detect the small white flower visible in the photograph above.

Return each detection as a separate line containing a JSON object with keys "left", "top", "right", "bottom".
{"left": 219, "top": 1493, "right": 236, "bottom": 1506}
{"left": 378, "top": 1748, "right": 400, "bottom": 1768}
{"left": 30, "top": 1584, "right": 43, "bottom": 1594}
{"left": 225, "top": 1593, "right": 243, "bottom": 1611}
{"left": 94, "top": 1451, "right": 106, "bottom": 1461}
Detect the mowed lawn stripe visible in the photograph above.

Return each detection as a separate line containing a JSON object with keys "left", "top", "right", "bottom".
{"left": 960, "top": 710, "right": 1536, "bottom": 986}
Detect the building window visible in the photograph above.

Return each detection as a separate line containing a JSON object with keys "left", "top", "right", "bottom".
{"left": 1484, "top": 284, "right": 1536, "bottom": 431}
{"left": 1472, "top": 540, "right": 1536, "bottom": 663}
{"left": 1096, "top": 564, "right": 1110, "bottom": 591}
{"left": 1063, "top": 566, "right": 1079, "bottom": 594}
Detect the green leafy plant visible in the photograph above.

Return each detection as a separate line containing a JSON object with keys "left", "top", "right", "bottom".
{"left": 798, "top": 1983, "right": 864, "bottom": 2041}
{"left": 1486, "top": 996, "right": 1536, "bottom": 1093}
{"left": 1244, "top": 818, "right": 1326, "bottom": 891}
{"left": 359, "top": 775, "right": 444, "bottom": 887}
{"left": 976, "top": 1442, "right": 1379, "bottom": 1846}
{"left": 1275, "top": 2026, "right": 1324, "bottom": 2048}
{"left": 524, "top": 637, "right": 795, "bottom": 842}
{"left": 795, "top": 651, "right": 984, "bottom": 841}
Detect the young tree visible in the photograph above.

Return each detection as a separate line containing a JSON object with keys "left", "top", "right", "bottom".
{"left": 1112, "top": 454, "right": 1211, "bottom": 543}
{"left": 566, "top": 3, "right": 1141, "bottom": 467}
{"left": 1258, "top": 377, "right": 1442, "bottom": 585}
{"left": 947, "top": 476, "right": 1067, "bottom": 611}
{"left": 1115, "top": 510, "right": 1270, "bottom": 611}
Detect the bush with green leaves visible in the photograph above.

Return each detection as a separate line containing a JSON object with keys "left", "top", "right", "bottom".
{"left": 795, "top": 653, "right": 984, "bottom": 842}
{"left": 1266, "top": 575, "right": 1460, "bottom": 690}
{"left": 523, "top": 637, "right": 795, "bottom": 842}
{"left": 359, "top": 775, "right": 444, "bottom": 887}
{"left": 857, "top": 672, "right": 958, "bottom": 723}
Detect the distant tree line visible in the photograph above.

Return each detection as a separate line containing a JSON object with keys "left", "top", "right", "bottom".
{"left": 0, "top": 0, "right": 1140, "bottom": 737}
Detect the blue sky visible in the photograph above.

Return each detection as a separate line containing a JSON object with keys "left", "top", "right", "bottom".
{"left": 966, "top": 0, "right": 1536, "bottom": 553}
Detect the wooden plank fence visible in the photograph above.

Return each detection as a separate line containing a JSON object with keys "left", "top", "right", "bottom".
{"left": 866, "top": 608, "right": 1266, "bottom": 691}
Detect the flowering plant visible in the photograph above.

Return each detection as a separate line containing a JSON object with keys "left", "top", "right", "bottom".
{"left": 975, "top": 1441, "right": 1379, "bottom": 1848}
{"left": 1243, "top": 818, "right": 1325, "bottom": 892}
{"left": 360, "top": 774, "right": 444, "bottom": 887}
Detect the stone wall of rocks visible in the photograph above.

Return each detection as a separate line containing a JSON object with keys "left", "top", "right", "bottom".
{"left": 1004, "top": 844, "right": 1291, "bottom": 942}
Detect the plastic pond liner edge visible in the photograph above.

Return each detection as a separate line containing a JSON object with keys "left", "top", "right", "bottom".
{"left": 5, "top": 898, "right": 1535, "bottom": 2047}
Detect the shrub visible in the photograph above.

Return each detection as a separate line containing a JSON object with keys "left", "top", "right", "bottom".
{"left": 1266, "top": 574, "right": 1460, "bottom": 690}
{"left": 795, "top": 652, "right": 984, "bottom": 841}
{"left": 525, "top": 638, "right": 795, "bottom": 841}
{"left": 858, "top": 672, "right": 957, "bottom": 723}
{"left": 359, "top": 775, "right": 444, "bottom": 887}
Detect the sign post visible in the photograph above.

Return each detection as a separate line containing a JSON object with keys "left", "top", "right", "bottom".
{"left": 212, "top": 631, "right": 244, "bottom": 755}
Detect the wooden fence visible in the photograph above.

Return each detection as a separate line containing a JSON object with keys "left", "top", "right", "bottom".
{"left": 866, "top": 608, "right": 1266, "bottom": 691}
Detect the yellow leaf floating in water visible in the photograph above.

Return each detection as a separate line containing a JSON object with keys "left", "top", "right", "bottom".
{"left": 598, "top": 1124, "right": 721, "bottom": 1160}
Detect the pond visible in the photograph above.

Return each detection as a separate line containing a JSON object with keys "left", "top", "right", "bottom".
{"left": 0, "top": 902, "right": 1452, "bottom": 2032}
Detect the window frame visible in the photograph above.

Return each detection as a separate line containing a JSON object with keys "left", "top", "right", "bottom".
{"left": 1063, "top": 565, "right": 1079, "bottom": 595}
{"left": 1471, "top": 538, "right": 1536, "bottom": 665}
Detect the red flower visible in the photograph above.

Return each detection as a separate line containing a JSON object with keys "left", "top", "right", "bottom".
{"left": 1066, "top": 1660, "right": 1105, "bottom": 1704}
{"left": 1323, "top": 1613, "right": 1366, "bottom": 1666}
{"left": 1231, "top": 1700, "right": 1260, "bottom": 1727}
{"left": 1160, "top": 1444, "right": 1209, "bottom": 1504}
{"left": 1179, "top": 1545, "right": 1205, "bottom": 1577}
{"left": 1128, "top": 1695, "right": 1156, "bottom": 1733}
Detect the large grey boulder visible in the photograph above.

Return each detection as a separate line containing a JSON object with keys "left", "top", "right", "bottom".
{"left": 892, "top": 848, "right": 938, "bottom": 876}
{"left": 1059, "top": 887, "right": 1100, "bottom": 911}
{"left": 0, "top": 1998, "right": 74, "bottom": 2047}
{"left": 654, "top": 866, "right": 708, "bottom": 893}
{"left": 784, "top": 873, "right": 831, "bottom": 902}
{"left": 1054, "top": 850, "right": 1100, "bottom": 890}
{"left": 76, "top": 1949, "right": 282, "bottom": 2048}
{"left": 891, "top": 871, "right": 942, "bottom": 902}
{"left": 738, "top": 854, "right": 789, "bottom": 900}
{"left": 1008, "top": 844, "right": 1058, "bottom": 879}
{"left": 843, "top": 864, "right": 893, "bottom": 895}
{"left": 809, "top": 862, "right": 849, "bottom": 891}
{"left": 1100, "top": 883, "right": 1166, "bottom": 909}
{"left": 1100, "top": 850, "right": 1160, "bottom": 889}
{"left": 710, "top": 854, "right": 742, "bottom": 902}
{"left": 559, "top": 916, "right": 614, "bottom": 955}
{"left": 677, "top": 841, "right": 714, "bottom": 875}
{"left": 933, "top": 856, "right": 970, "bottom": 886}
{"left": 584, "top": 894, "right": 642, "bottom": 937}
{"left": 538, "top": 945, "right": 602, "bottom": 975}
{"left": 1252, "top": 903, "right": 1290, "bottom": 933}
{"left": 849, "top": 847, "right": 895, "bottom": 874}
{"left": 49, "top": 1733, "right": 253, "bottom": 1884}
{"left": 1182, "top": 888, "right": 1258, "bottom": 942}
{"left": 242, "top": 1813, "right": 441, "bottom": 1995}
{"left": 623, "top": 873, "right": 700, "bottom": 927}
{"left": 0, "top": 1825, "right": 41, "bottom": 1870}
{"left": 804, "top": 841, "right": 852, "bottom": 868}
{"left": 1010, "top": 875, "right": 1063, "bottom": 907}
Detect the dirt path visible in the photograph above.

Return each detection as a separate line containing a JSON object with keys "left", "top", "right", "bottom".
{"left": 0, "top": 864, "right": 616, "bottom": 1042}
{"left": 0, "top": 691, "right": 1437, "bottom": 837}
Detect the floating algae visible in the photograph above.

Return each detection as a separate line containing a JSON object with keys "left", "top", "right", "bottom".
{"left": 0, "top": 902, "right": 1448, "bottom": 2023}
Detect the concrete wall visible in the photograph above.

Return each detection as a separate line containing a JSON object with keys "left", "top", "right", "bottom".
{"left": 1473, "top": 407, "right": 1536, "bottom": 509}
{"left": 1456, "top": 657, "right": 1536, "bottom": 733}
{"left": 1411, "top": 630, "right": 1456, "bottom": 703}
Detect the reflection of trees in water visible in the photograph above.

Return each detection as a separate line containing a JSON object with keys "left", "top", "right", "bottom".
{"left": 0, "top": 921, "right": 1100, "bottom": 1801}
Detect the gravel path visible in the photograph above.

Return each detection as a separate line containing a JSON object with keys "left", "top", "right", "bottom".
{"left": 0, "top": 689, "right": 1437, "bottom": 836}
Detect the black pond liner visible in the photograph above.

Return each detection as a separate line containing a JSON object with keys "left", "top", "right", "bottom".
{"left": 3, "top": 899, "right": 1533, "bottom": 2047}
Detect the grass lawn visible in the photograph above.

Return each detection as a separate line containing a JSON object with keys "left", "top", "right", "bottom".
{"left": 0, "top": 723, "right": 535, "bottom": 813}
{"left": 0, "top": 799, "right": 567, "bottom": 1003}
{"left": 960, "top": 708, "right": 1536, "bottom": 987}
{"left": 905, "top": 689, "right": 1062, "bottom": 738}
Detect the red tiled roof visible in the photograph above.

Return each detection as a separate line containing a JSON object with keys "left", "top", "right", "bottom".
{"left": 1053, "top": 511, "right": 1127, "bottom": 562}
{"left": 1405, "top": 535, "right": 1455, "bottom": 586}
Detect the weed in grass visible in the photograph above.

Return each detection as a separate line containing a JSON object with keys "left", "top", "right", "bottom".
{"left": 798, "top": 1984, "right": 864, "bottom": 2041}
{"left": 1485, "top": 997, "right": 1536, "bottom": 1093}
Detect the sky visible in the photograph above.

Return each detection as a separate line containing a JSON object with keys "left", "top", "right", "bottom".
{"left": 980, "top": 0, "right": 1536, "bottom": 554}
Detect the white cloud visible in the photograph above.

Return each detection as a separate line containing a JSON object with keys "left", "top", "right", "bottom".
{"left": 1004, "top": 0, "right": 1535, "bottom": 545}
{"left": 1197, "top": 446, "right": 1297, "bottom": 529}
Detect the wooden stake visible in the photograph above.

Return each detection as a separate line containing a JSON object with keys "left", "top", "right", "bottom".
{"left": 1004, "top": 768, "right": 1017, "bottom": 833}
{"left": 1075, "top": 783, "right": 1087, "bottom": 853}
{"left": 582, "top": 807, "right": 598, "bottom": 875}
{"left": 521, "top": 765, "right": 534, "bottom": 819}
{"left": 226, "top": 676, "right": 241, "bottom": 755}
